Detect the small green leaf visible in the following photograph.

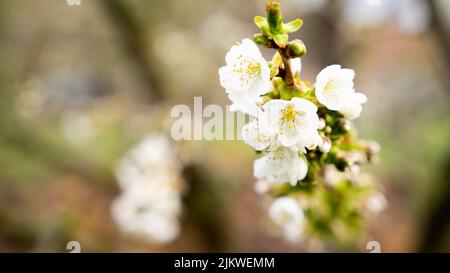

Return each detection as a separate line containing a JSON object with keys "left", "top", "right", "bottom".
{"left": 271, "top": 52, "right": 283, "bottom": 67}
{"left": 269, "top": 62, "right": 279, "bottom": 79}
{"left": 272, "top": 34, "right": 288, "bottom": 48}
{"left": 282, "top": 19, "right": 303, "bottom": 33}
{"left": 254, "top": 16, "right": 267, "bottom": 28}
{"left": 261, "top": 25, "right": 271, "bottom": 37}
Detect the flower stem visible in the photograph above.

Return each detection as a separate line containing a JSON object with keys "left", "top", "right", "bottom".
{"left": 277, "top": 48, "right": 295, "bottom": 86}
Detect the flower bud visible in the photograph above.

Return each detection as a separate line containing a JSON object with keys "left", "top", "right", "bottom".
{"left": 286, "top": 39, "right": 307, "bottom": 58}
{"left": 266, "top": 0, "right": 282, "bottom": 34}
{"left": 319, "top": 136, "right": 332, "bottom": 153}
{"left": 318, "top": 118, "right": 326, "bottom": 130}
{"left": 364, "top": 140, "right": 381, "bottom": 163}
{"left": 343, "top": 152, "right": 366, "bottom": 173}
{"left": 253, "top": 33, "right": 270, "bottom": 46}
{"left": 335, "top": 151, "right": 366, "bottom": 172}
{"left": 340, "top": 119, "right": 352, "bottom": 132}
{"left": 323, "top": 165, "right": 343, "bottom": 187}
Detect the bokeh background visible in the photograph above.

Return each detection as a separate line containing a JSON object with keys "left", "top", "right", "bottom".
{"left": 0, "top": 0, "right": 449, "bottom": 252}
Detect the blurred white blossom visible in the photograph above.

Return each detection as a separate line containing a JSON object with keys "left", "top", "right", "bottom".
{"left": 60, "top": 111, "right": 97, "bottom": 145}
{"left": 283, "top": 0, "right": 328, "bottom": 15}
{"left": 323, "top": 164, "right": 346, "bottom": 187}
{"left": 111, "top": 134, "right": 184, "bottom": 244}
{"left": 342, "top": 0, "right": 431, "bottom": 35}
{"left": 366, "top": 192, "right": 388, "bottom": 214}
{"left": 254, "top": 179, "right": 272, "bottom": 195}
{"left": 115, "top": 134, "right": 180, "bottom": 190}
{"left": 269, "top": 197, "right": 305, "bottom": 242}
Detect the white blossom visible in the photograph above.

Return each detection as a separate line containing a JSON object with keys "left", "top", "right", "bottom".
{"left": 111, "top": 134, "right": 184, "bottom": 244}
{"left": 115, "top": 134, "right": 180, "bottom": 191}
{"left": 315, "top": 65, "right": 367, "bottom": 119}
{"left": 342, "top": 0, "right": 430, "bottom": 35}
{"left": 366, "top": 192, "right": 388, "bottom": 214}
{"left": 269, "top": 196, "right": 305, "bottom": 242}
{"left": 219, "top": 38, "right": 272, "bottom": 116}
{"left": 318, "top": 136, "right": 332, "bottom": 153}
{"left": 259, "top": 97, "right": 322, "bottom": 152}
{"left": 254, "top": 147, "right": 308, "bottom": 185}
{"left": 111, "top": 182, "right": 182, "bottom": 244}
{"left": 323, "top": 164, "right": 345, "bottom": 187}
{"left": 290, "top": 58, "right": 302, "bottom": 79}
{"left": 285, "top": 0, "right": 328, "bottom": 15}
{"left": 254, "top": 179, "right": 272, "bottom": 195}
{"left": 242, "top": 119, "right": 274, "bottom": 151}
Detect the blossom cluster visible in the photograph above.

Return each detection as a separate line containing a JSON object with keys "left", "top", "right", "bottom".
{"left": 111, "top": 134, "right": 184, "bottom": 244}
{"left": 219, "top": 0, "right": 385, "bottom": 243}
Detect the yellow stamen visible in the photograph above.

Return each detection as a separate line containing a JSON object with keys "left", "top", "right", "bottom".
{"left": 324, "top": 81, "right": 336, "bottom": 95}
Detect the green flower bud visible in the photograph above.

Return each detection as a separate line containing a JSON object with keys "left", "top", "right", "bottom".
{"left": 286, "top": 39, "right": 307, "bottom": 58}
{"left": 253, "top": 33, "right": 270, "bottom": 46}
{"left": 266, "top": 0, "right": 282, "bottom": 34}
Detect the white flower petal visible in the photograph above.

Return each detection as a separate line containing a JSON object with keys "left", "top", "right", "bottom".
{"left": 269, "top": 196, "right": 305, "bottom": 241}
{"left": 290, "top": 58, "right": 302, "bottom": 78}
{"left": 315, "top": 64, "right": 367, "bottom": 119}
{"left": 242, "top": 120, "right": 273, "bottom": 150}
{"left": 253, "top": 148, "right": 308, "bottom": 185}
{"left": 219, "top": 38, "right": 272, "bottom": 116}
{"left": 259, "top": 98, "right": 321, "bottom": 152}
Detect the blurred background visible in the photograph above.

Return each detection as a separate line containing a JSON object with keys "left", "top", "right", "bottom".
{"left": 0, "top": 0, "right": 449, "bottom": 252}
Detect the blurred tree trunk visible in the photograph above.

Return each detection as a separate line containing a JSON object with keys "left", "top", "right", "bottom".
{"left": 182, "top": 164, "right": 229, "bottom": 252}
{"left": 100, "top": 0, "right": 163, "bottom": 101}
{"left": 417, "top": 0, "right": 450, "bottom": 252}
{"left": 418, "top": 156, "right": 450, "bottom": 252}
{"left": 429, "top": 0, "right": 450, "bottom": 92}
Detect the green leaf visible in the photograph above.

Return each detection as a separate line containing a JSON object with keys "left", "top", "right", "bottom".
{"left": 271, "top": 52, "right": 283, "bottom": 67}
{"left": 272, "top": 34, "right": 288, "bottom": 48}
{"left": 269, "top": 62, "right": 279, "bottom": 79}
{"left": 282, "top": 19, "right": 303, "bottom": 33}
{"left": 254, "top": 16, "right": 267, "bottom": 28}
{"left": 261, "top": 25, "right": 271, "bottom": 37}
